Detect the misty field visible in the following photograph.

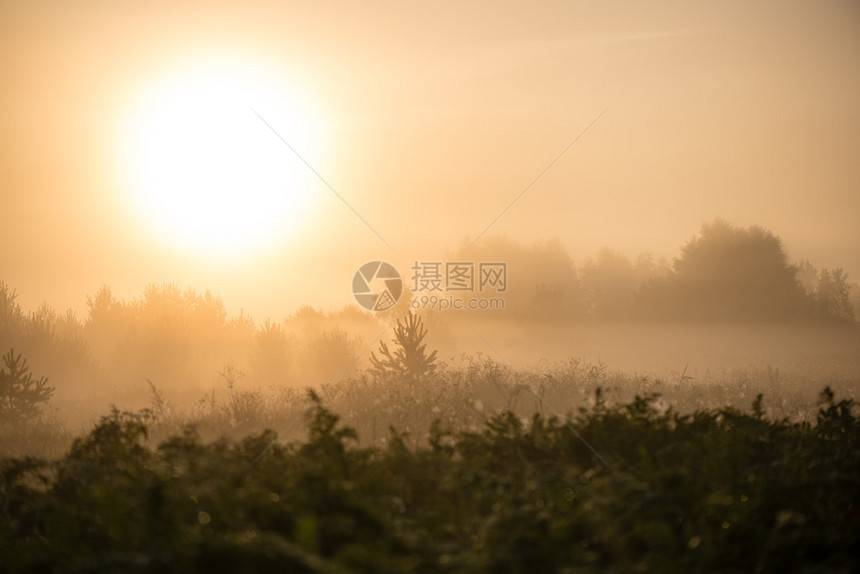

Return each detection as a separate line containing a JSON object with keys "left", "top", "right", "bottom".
{"left": 2, "top": 221, "right": 860, "bottom": 571}
{"left": 5, "top": 0, "right": 860, "bottom": 569}
{"left": 2, "top": 307, "right": 860, "bottom": 572}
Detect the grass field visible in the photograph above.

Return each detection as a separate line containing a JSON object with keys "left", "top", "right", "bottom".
{"left": 2, "top": 353, "right": 859, "bottom": 572}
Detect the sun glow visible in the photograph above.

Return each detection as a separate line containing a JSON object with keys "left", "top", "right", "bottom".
{"left": 119, "top": 57, "right": 325, "bottom": 259}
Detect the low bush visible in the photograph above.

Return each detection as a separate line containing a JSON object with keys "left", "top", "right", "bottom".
{"left": 1, "top": 387, "right": 858, "bottom": 572}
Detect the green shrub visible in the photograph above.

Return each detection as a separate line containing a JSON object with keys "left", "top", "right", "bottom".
{"left": 0, "top": 388, "right": 858, "bottom": 572}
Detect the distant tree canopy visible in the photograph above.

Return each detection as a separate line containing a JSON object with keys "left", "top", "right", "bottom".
{"left": 811, "top": 268, "right": 854, "bottom": 323}
{"left": 465, "top": 220, "right": 856, "bottom": 324}
{"left": 641, "top": 220, "right": 810, "bottom": 320}
{"left": 0, "top": 282, "right": 89, "bottom": 383}
{"left": 580, "top": 248, "right": 639, "bottom": 317}
{"left": 454, "top": 236, "right": 581, "bottom": 318}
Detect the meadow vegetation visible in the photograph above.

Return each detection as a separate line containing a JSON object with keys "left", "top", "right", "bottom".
{"left": 1, "top": 221, "right": 859, "bottom": 570}
{"left": 1, "top": 379, "right": 858, "bottom": 572}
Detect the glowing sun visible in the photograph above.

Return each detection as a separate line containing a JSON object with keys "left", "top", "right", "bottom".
{"left": 119, "top": 58, "right": 324, "bottom": 259}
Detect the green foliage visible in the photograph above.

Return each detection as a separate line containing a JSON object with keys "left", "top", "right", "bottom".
{"left": 0, "top": 349, "right": 53, "bottom": 424}
{"left": 1, "top": 389, "right": 858, "bottom": 572}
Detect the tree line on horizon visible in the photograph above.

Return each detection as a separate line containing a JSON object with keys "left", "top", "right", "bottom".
{"left": 458, "top": 219, "right": 857, "bottom": 324}
{"left": 0, "top": 219, "right": 856, "bottom": 412}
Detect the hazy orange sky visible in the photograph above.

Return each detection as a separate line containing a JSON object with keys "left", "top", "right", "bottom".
{"left": 2, "top": 0, "right": 858, "bottom": 321}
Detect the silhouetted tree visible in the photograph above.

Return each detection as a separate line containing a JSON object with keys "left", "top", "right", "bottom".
{"left": 772, "top": 259, "right": 854, "bottom": 324}
{"left": 634, "top": 253, "right": 672, "bottom": 284}
{"left": 851, "top": 284, "right": 860, "bottom": 324}
{"left": 580, "top": 248, "right": 638, "bottom": 317}
{"left": 85, "top": 285, "right": 121, "bottom": 327}
{"left": 455, "top": 236, "right": 580, "bottom": 318}
{"left": 0, "top": 282, "right": 24, "bottom": 340}
{"left": 815, "top": 268, "right": 854, "bottom": 323}
{"left": 666, "top": 219, "right": 808, "bottom": 320}
{"left": 250, "top": 320, "right": 291, "bottom": 383}
{"left": 796, "top": 260, "right": 819, "bottom": 296}
{"left": 370, "top": 312, "right": 438, "bottom": 384}
{"left": 185, "top": 289, "right": 227, "bottom": 343}
{"left": 307, "top": 328, "right": 355, "bottom": 383}
{"left": 289, "top": 305, "right": 327, "bottom": 336}
{"left": 0, "top": 349, "right": 53, "bottom": 424}
{"left": 529, "top": 283, "right": 568, "bottom": 320}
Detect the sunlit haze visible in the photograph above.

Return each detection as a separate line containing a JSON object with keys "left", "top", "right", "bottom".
{"left": 2, "top": 0, "right": 858, "bottom": 320}
{"left": 118, "top": 57, "right": 324, "bottom": 259}
{"left": 3, "top": 5, "right": 860, "bottom": 566}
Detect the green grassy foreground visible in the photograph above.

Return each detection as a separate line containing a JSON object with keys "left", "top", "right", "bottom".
{"left": 1, "top": 388, "right": 858, "bottom": 573}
